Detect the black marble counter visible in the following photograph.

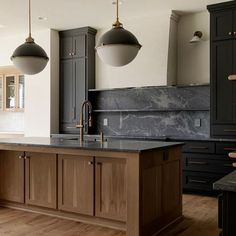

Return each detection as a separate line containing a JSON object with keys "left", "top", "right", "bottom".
{"left": 213, "top": 171, "right": 236, "bottom": 192}
{"left": 0, "top": 137, "right": 183, "bottom": 153}
{"left": 51, "top": 133, "right": 236, "bottom": 143}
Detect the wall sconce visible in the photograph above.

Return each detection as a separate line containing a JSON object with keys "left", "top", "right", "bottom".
{"left": 190, "top": 31, "right": 203, "bottom": 43}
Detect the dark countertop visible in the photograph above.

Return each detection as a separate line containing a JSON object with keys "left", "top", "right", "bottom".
{"left": 51, "top": 133, "right": 236, "bottom": 143}
{"left": 214, "top": 171, "right": 236, "bottom": 192}
{"left": 0, "top": 137, "right": 183, "bottom": 153}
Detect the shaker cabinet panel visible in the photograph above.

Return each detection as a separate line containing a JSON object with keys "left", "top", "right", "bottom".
{"left": 95, "top": 157, "right": 127, "bottom": 222}
{"left": 0, "top": 150, "right": 24, "bottom": 203}
{"left": 60, "top": 37, "right": 73, "bottom": 59}
{"left": 211, "top": 10, "right": 233, "bottom": 41}
{"left": 58, "top": 154, "right": 94, "bottom": 215}
{"left": 73, "top": 35, "right": 86, "bottom": 58}
{"left": 60, "top": 59, "right": 75, "bottom": 125}
{"left": 211, "top": 40, "right": 234, "bottom": 124}
{"left": 75, "top": 58, "right": 86, "bottom": 122}
{"left": 25, "top": 152, "right": 57, "bottom": 209}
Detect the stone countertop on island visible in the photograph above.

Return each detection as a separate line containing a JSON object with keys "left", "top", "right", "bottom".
{"left": 0, "top": 137, "right": 183, "bottom": 153}
{"left": 51, "top": 133, "right": 236, "bottom": 143}
{"left": 214, "top": 171, "right": 236, "bottom": 192}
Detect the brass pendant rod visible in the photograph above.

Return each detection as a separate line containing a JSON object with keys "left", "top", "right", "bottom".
{"left": 29, "top": 0, "right": 31, "bottom": 38}
{"left": 116, "top": 0, "right": 119, "bottom": 22}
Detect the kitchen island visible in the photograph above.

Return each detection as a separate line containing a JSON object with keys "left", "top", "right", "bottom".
{"left": 0, "top": 137, "right": 183, "bottom": 236}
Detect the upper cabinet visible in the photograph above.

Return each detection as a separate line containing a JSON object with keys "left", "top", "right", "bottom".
{"left": 0, "top": 75, "right": 3, "bottom": 111}
{"left": 4, "top": 74, "right": 24, "bottom": 111}
{"left": 0, "top": 66, "right": 25, "bottom": 112}
{"left": 59, "top": 27, "right": 97, "bottom": 134}
{"left": 60, "top": 35, "right": 86, "bottom": 59}
{"left": 208, "top": 1, "right": 236, "bottom": 138}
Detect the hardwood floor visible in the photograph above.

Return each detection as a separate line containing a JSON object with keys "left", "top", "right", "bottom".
{"left": 0, "top": 194, "right": 219, "bottom": 236}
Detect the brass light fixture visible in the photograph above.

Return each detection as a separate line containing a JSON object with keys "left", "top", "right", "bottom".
{"left": 190, "top": 31, "right": 203, "bottom": 43}
{"left": 11, "top": 0, "right": 49, "bottom": 75}
{"left": 96, "top": 0, "right": 142, "bottom": 67}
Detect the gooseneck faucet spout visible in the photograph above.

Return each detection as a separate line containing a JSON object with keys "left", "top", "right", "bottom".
{"left": 75, "top": 100, "right": 93, "bottom": 142}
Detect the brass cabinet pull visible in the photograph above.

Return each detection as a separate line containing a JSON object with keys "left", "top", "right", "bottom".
{"left": 24, "top": 156, "right": 30, "bottom": 159}
{"left": 189, "top": 179, "right": 207, "bottom": 184}
{"left": 188, "top": 161, "right": 208, "bottom": 165}
{"left": 224, "top": 129, "right": 236, "bottom": 132}
{"left": 18, "top": 155, "right": 24, "bottom": 159}
{"left": 229, "top": 32, "right": 232, "bottom": 35}
{"left": 88, "top": 161, "right": 93, "bottom": 165}
{"left": 224, "top": 164, "right": 233, "bottom": 167}
{"left": 228, "top": 75, "right": 236, "bottom": 81}
{"left": 234, "top": 32, "right": 236, "bottom": 35}
{"left": 75, "top": 124, "right": 83, "bottom": 128}
{"left": 189, "top": 146, "right": 208, "bottom": 150}
{"left": 224, "top": 147, "right": 236, "bottom": 151}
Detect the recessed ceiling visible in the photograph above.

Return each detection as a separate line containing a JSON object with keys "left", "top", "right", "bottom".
{"left": 0, "top": 0, "right": 229, "bottom": 37}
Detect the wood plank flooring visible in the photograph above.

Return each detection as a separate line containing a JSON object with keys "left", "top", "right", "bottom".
{"left": 0, "top": 194, "right": 219, "bottom": 236}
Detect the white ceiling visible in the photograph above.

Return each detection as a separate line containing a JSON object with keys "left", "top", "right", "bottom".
{"left": 0, "top": 0, "right": 229, "bottom": 37}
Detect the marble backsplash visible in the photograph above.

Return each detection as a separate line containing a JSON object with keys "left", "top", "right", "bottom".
{"left": 89, "top": 85, "right": 210, "bottom": 139}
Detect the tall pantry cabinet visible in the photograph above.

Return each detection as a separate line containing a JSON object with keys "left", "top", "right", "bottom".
{"left": 208, "top": 1, "right": 236, "bottom": 138}
{"left": 59, "top": 27, "right": 97, "bottom": 134}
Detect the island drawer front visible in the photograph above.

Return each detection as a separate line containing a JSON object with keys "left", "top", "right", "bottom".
{"left": 182, "top": 142, "right": 215, "bottom": 154}
{"left": 183, "top": 171, "right": 223, "bottom": 192}
{"left": 183, "top": 153, "right": 235, "bottom": 174}
{"left": 216, "top": 142, "right": 236, "bottom": 155}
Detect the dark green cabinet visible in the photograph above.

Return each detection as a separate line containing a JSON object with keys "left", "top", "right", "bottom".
{"left": 59, "top": 27, "right": 97, "bottom": 134}
{"left": 208, "top": 1, "right": 236, "bottom": 138}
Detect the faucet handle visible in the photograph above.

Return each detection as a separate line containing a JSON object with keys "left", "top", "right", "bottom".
{"left": 89, "top": 115, "right": 92, "bottom": 127}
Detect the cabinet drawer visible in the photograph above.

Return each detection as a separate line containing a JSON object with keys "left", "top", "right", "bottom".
{"left": 216, "top": 142, "right": 236, "bottom": 155}
{"left": 212, "top": 125, "right": 236, "bottom": 137}
{"left": 182, "top": 142, "right": 215, "bottom": 154}
{"left": 183, "top": 171, "right": 224, "bottom": 192}
{"left": 183, "top": 153, "right": 235, "bottom": 174}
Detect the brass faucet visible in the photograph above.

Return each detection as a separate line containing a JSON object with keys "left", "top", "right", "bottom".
{"left": 76, "top": 100, "right": 93, "bottom": 142}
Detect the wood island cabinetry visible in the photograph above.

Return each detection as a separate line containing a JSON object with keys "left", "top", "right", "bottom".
{"left": 25, "top": 152, "right": 57, "bottom": 209}
{"left": 58, "top": 154, "right": 94, "bottom": 215}
{"left": 0, "top": 150, "right": 24, "bottom": 203}
{"left": 0, "top": 139, "right": 183, "bottom": 236}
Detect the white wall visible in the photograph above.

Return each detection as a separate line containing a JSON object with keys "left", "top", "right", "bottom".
{"left": 24, "top": 29, "right": 59, "bottom": 137}
{"left": 167, "top": 12, "right": 179, "bottom": 85}
{"left": 96, "top": 11, "right": 172, "bottom": 89}
{"left": 0, "top": 35, "right": 25, "bottom": 133}
{"left": 177, "top": 11, "right": 210, "bottom": 85}
{"left": 0, "top": 29, "right": 59, "bottom": 137}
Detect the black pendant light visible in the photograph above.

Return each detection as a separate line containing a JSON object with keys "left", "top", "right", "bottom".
{"left": 11, "top": 0, "right": 49, "bottom": 75}
{"left": 96, "top": 0, "right": 142, "bottom": 67}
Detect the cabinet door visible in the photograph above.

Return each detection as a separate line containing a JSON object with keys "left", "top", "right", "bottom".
{"left": 60, "top": 59, "right": 76, "bottom": 132}
{"left": 95, "top": 157, "right": 127, "bottom": 222}
{"left": 211, "top": 40, "right": 234, "bottom": 124}
{"left": 211, "top": 10, "right": 233, "bottom": 41}
{"left": 58, "top": 154, "right": 94, "bottom": 215}
{"left": 162, "top": 154, "right": 182, "bottom": 222}
{"left": 60, "top": 37, "right": 73, "bottom": 59}
{"left": 25, "top": 152, "right": 57, "bottom": 209}
{"left": 75, "top": 58, "right": 86, "bottom": 122}
{"left": 4, "top": 75, "right": 16, "bottom": 110}
{"left": 0, "top": 150, "right": 24, "bottom": 203}
{"left": 73, "top": 35, "right": 86, "bottom": 58}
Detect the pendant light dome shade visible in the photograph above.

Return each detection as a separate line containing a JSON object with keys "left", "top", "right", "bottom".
{"left": 96, "top": 0, "right": 142, "bottom": 67}
{"left": 11, "top": 0, "right": 49, "bottom": 75}
{"left": 96, "top": 27, "right": 141, "bottom": 67}
{"left": 11, "top": 41, "right": 49, "bottom": 75}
